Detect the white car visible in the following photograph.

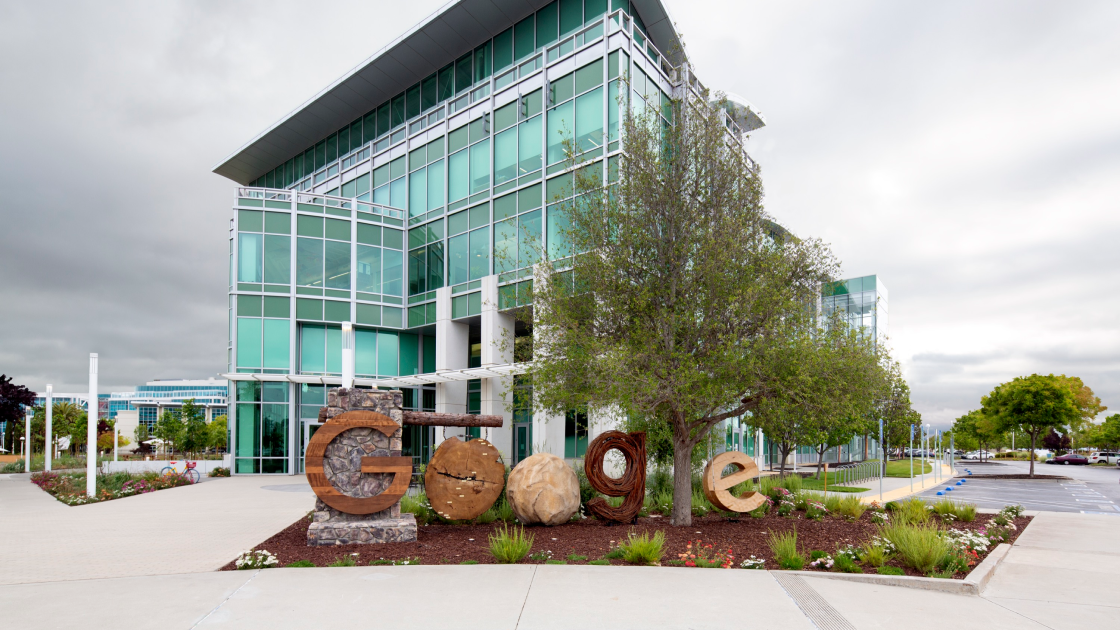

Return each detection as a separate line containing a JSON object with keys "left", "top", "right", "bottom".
{"left": 964, "top": 450, "right": 994, "bottom": 460}
{"left": 1088, "top": 452, "right": 1120, "bottom": 465}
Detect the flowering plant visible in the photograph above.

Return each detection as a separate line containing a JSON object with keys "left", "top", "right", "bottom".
{"left": 808, "top": 554, "right": 834, "bottom": 569}
{"left": 678, "top": 540, "right": 734, "bottom": 568}
{"left": 942, "top": 529, "right": 990, "bottom": 554}
{"left": 750, "top": 496, "right": 774, "bottom": 519}
{"left": 870, "top": 511, "right": 890, "bottom": 525}
{"left": 806, "top": 501, "right": 828, "bottom": 520}
{"left": 236, "top": 549, "right": 279, "bottom": 570}
{"left": 777, "top": 499, "right": 796, "bottom": 517}
{"left": 834, "top": 544, "right": 859, "bottom": 562}
{"left": 740, "top": 555, "right": 765, "bottom": 569}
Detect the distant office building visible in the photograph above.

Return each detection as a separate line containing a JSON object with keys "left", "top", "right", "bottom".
{"left": 33, "top": 379, "right": 227, "bottom": 429}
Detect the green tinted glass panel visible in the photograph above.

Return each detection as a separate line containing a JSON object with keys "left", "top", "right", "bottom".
{"left": 575, "top": 59, "right": 603, "bottom": 94}
{"left": 524, "top": 89, "right": 543, "bottom": 118}
{"left": 406, "top": 83, "right": 421, "bottom": 119}
{"left": 356, "top": 245, "right": 381, "bottom": 293}
{"left": 547, "top": 101, "right": 573, "bottom": 164}
{"left": 383, "top": 250, "right": 403, "bottom": 296}
{"left": 448, "top": 233, "right": 469, "bottom": 286}
{"left": 427, "top": 160, "right": 444, "bottom": 210}
{"left": 383, "top": 228, "right": 403, "bottom": 250}
{"left": 469, "top": 203, "right": 489, "bottom": 229}
{"left": 494, "top": 127, "right": 517, "bottom": 185}
{"left": 520, "top": 183, "right": 543, "bottom": 211}
{"left": 548, "top": 205, "right": 571, "bottom": 259}
{"left": 494, "top": 192, "right": 516, "bottom": 221}
{"left": 324, "top": 300, "right": 349, "bottom": 322}
{"left": 448, "top": 150, "right": 468, "bottom": 202}
{"left": 262, "top": 319, "right": 290, "bottom": 369}
{"left": 373, "top": 164, "right": 390, "bottom": 187}
{"left": 514, "top": 15, "right": 535, "bottom": 61}
{"left": 297, "top": 215, "right": 323, "bottom": 237}
{"left": 469, "top": 227, "right": 490, "bottom": 279}
{"left": 238, "top": 233, "right": 262, "bottom": 283}
{"left": 264, "top": 212, "right": 290, "bottom": 234}
{"left": 469, "top": 141, "right": 490, "bottom": 194}
{"left": 494, "top": 102, "right": 517, "bottom": 132}
{"left": 426, "top": 218, "right": 444, "bottom": 242}
{"left": 357, "top": 223, "right": 381, "bottom": 246}
{"left": 552, "top": 73, "right": 574, "bottom": 104}
{"left": 356, "top": 303, "right": 381, "bottom": 326}
{"left": 456, "top": 53, "right": 472, "bottom": 94}
{"left": 469, "top": 118, "right": 487, "bottom": 144}
{"left": 518, "top": 116, "right": 542, "bottom": 174}
{"left": 238, "top": 295, "right": 262, "bottom": 317}
{"left": 585, "top": 0, "right": 607, "bottom": 21}
{"left": 296, "top": 238, "right": 323, "bottom": 286}
{"left": 326, "top": 326, "right": 342, "bottom": 373}
{"left": 236, "top": 318, "right": 261, "bottom": 368}
{"left": 438, "top": 64, "right": 454, "bottom": 101}
{"left": 238, "top": 210, "right": 263, "bottom": 232}
{"left": 409, "top": 146, "right": 426, "bottom": 170}
{"left": 575, "top": 86, "right": 604, "bottom": 152}
{"left": 301, "top": 325, "right": 325, "bottom": 372}
{"left": 377, "top": 331, "right": 399, "bottom": 376}
{"left": 399, "top": 333, "right": 419, "bottom": 376}
{"left": 263, "top": 296, "right": 289, "bottom": 318}
{"left": 547, "top": 173, "right": 572, "bottom": 201}
{"left": 262, "top": 404, "right": 288, "bottom": 457}
{"left": 297, "top": 298, "right": 323, "bottom": 320}
{"left": 449, "top": 127, "right": 469, "bottom": 153}
{"left": 560, "top": 0, "right": 582, "bottom": 35}
{"left": 427, "top": 138, "right": 444, "bottom": 160}
{"left": 390, "top": 157, "right": 406, "bottom": 180}
{"left": 325, "top": 218, "right": 350, "bottom": 241}
{"left": 356, "top": 329, "right": 377, "bottom": 375}
{"left": 493, "top": 28, "right": 513, "bottom": 72}
{"left": 519, "top": 210, "right": 542, "bottom": 268}
{"left": 494, "top": 219, "right": 518, "bottom": 273}
{"left": 537, "top": 2, "right": 558, "bottom": 47}
{"left": 323, "top": 241, "right": 350, "bottom": 290}
{"left": 448, "top": 210, "right": 468, "bottom": 235}
{"left": 236, "top": 404, "right": 259, "bottom": 457}
{"left": 409, "top": 169, "right": 426, "bottom": 217}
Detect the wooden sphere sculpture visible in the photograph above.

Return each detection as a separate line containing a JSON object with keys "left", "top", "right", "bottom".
{"left": 424, "top": 437, "right": 505, "bottom": 521}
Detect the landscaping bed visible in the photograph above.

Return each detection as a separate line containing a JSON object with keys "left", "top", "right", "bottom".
{"left": 29, "top": 470, "right": 205, "bottom": 505}
{"left": 222, "top": 500, "right": 1030, "bottom": 578}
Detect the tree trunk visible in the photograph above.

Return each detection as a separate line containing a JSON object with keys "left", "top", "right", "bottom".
{"left": 670, "top": 436, "right": 693, "bottom": 526}
{"left": 815, "top": 445, "right": 827, "bottom": 478}
{"left": 1029, "top": 431, "right": 1036, "bottom": 478}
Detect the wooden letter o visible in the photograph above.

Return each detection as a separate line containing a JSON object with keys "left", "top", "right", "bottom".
{"left": 702, "top": 451, "right": 765, "bottom": 513}
{"left": 305, "top": 410, "right": 412, "bottom": 515}
{"left": 584, "top": 431, "right": 646, "bottom": 523}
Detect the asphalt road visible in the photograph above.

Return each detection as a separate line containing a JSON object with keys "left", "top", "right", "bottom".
{"left": 917, "top": 459, "right": 1120, "bottom": 514}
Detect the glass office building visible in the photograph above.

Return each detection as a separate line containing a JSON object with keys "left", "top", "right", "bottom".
{"left": 213, "top": 0, "right": 764, "bottom": 474}
{"left": 822, "top": 275, "right": 889, "bottom": 344}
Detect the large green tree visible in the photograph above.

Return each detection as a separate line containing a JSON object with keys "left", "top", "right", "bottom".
{"left": 524, "top": 87, "right": 838, "bottom": 525}
{"left": 952, "top": 409, "right": 1003, "bottom": 462}
{"left": 981, "top": 374, "right": 1081, "bottom": 477}
{"left": 0, "top": 375, "right": 36, "bottom": 452}
{"left": 178, "top": 400, "right": 208, "bottom": 457}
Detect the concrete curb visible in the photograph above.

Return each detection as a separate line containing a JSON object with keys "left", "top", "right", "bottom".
{"left": 773, "top": 543, "right": 1011, "bottom": 596}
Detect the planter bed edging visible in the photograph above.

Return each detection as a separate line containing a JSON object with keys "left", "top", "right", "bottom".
{"left": 772, "top": 543, "right": 1011, "bottom": 596}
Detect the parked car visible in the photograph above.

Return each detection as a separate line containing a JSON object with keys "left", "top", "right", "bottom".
{"left": 1088, "top": 452, "right": 1120, "bottom": 465}
{"left": 964, "top": 450, "right": 994, "bottom": 460}
{"left": 1045, "top": 453, "right": 1089, "bottom": 465}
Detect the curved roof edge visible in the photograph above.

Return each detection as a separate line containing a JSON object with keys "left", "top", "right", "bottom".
{"left": 212, "top": 0, "right": 682, "bottom": 185}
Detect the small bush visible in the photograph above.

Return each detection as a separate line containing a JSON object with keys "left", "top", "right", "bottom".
{"left": 208, "top": 467, "right": 231, "bottom": 478}
{"left": 740, "top": 555, "right": 766, "bottom": 569}
{"left": 877, "top": 566, "right": 905, "bottom": 576}
{"left": 1000, "top": 504, "right": 1025, "bottom": 518}
{"left": 881, "top": 523, "right": 950, "bottom": 574}
{"left": 892, "top": 498, "right": 932, "bottom": 525}
{"left": 836, "top": 496, "right": 866, "bottom": 520}
{"left": 401, "top": 491, "right": 436, "bottom": 525}
{"left": 494, "top": 497, "right": 517, "bottom": 523}
{"left": 603, "top": 545, "right": 625, "bottom": 560}
{"left": 858, "top": 542, "right": 890, "bottom": 567}
{"left": 780, "top": 475, "right": 803, "bottom": 493}
{"left": 620, "top": 530, "right": 666, "bottom": 564}
{"left": 488, "top": 524, "right": 534, "bottom": 564}
{"left": 646, "top": 467, "right": 673, "bottom": 497}
{"left": 954, "top": 502, "right": 977, "bottom": 522}
{"left": 678, "top": 540, "right": 734, "bottom": 568}
{"left": 328, "top": 553, "right": 360, "bottom": 567}
{"left": 475, "top": 508, "right": 498, "bottom": 525}
{"left": 1, "top": 460, "right": 25, "bottom": 474}
{"left": 691, "top": 490, "right": 713, "bottom": 517}
{"left": 768, "top": 529, "right": 805, "bottom": 570}
{"left": 928, "top": 568, "right": 955, "bottom": 579}
{"left": 832, "top": 554, "right": 862, "bottom": 573}
{"left": 528, "top": 550, "right": 553, "bottom": 562}
{"left": 285, "top": 560, "right": 315, "bottom": 568}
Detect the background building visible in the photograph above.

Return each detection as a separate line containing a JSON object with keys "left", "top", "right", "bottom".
{"left": 213, "top": 0, "right": 765, "bottom": 473}
{"left": 822, "top": 274, "right": 889, "bottom": 344}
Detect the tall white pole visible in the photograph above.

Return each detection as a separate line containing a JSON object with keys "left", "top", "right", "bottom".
{"left": 87, "top": 353, "right": 98, "bottom": 498}
{"left": 909, "top": 424, "right": 914, "bottom": 494}
{"left": 114, "top": 422, "right": 119, "bottom": 462}
{"left": 878, "top": 417, "right": 883, "bottom": 503}
{"left": 45, "top": 385, "right": 53, "bottom": 472}
{"left": 24, "top": 408, "right": 31, "bottom": 473}
{"left": 341, "top": 321, "right": 355, "bottom": 390}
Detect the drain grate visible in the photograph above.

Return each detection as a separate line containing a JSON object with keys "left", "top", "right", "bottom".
{"left": 773, "top": 573, "right": 856, "bottom": 630}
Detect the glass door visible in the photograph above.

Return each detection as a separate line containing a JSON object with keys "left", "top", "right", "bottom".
{"left": 513, "top": 423, "right": 531, "bottom": 465}
{"left": 300, "top": 420, "right": 323, "bottom": 473}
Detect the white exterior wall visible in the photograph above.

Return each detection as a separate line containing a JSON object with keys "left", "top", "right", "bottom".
{"left": 434, "top": 285, "right": 469, "bottom": 449}
{"left": 480, "top": 274, "right": 514, "bottom": 460}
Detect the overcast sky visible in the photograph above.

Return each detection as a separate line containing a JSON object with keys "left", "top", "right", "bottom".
{"left": 1, "top": 0, "right": 1117, "bottom": 429}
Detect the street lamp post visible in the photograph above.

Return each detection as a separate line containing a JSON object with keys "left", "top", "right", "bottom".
{"left": 87, "top": 353, "right": 98, "bottom": 498}
{"left": 24, "top": 407, "right": 31, "bottom": 473}
{"left": 45, "top": 385, "right": 53, "bottom": 472}
{"left": 909, "top": 424, "right": 914, "bottom": 494}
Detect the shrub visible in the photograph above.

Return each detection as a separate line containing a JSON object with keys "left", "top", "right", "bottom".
{"left": 877, "top": 565, "right": 905, "bottom": 575}
{"left": 880, "top": 523, "right": 950, "bottom": 574}
{"left": 768, "top": 530, "right": 805, "bottom": 570}
{"left": 805, "top": 501, "right": 828, "bottom": 520}
{"left": 1, "top": 460, "right": 25, "bottom": 474}
{"left": 836, "top": 496, "right": 867, "bottom": 520}
{"left": 400, "top": 491, "right": 436, "bottom": 525}
{"left": 691, "top": 490, "right": 713, "bottom": 517}
{"left": 954, "top": 502, "right": 977, "bottom": 522}
{"left": 858, "top": 541, "right": 890, "bottom": 567}
{"left": 651, "top": 490, "right": 673, "bottom": 516}
{"left": 892, "top": 498, "right": 932, "bottom": 525}
{"left": 488, "top": 524, "right": 534, "bottom": 564}
{"left": 328, "top": 553, "right": 360, "bottom": 567}
{"left": 808, "top": 553, "right": 833, "bottom": 569}
{"left": 740, "top": 555, "right": 766, "bottom": 569}
{"left": 646, "top": 467, "right": 672, "bottom": 497}
{"left": 494, "top": 496, "right": 518, "bottom": 523}
{"left": 750, "top": 496, "right": 773, "bottom": 518}
{"left": 285, "top": 560, "right": 315, "bottom": 567}
{"left": 603, "top": 544, "right": 625, "bottom": 560}
{"left": 208, "top": 467, "right": 230, "bottom": 478}
{"left": 780, "top": 475, "right": 803, "bottom": 493}
{"left": 475, "top": 508, "right": 498, "bottom": 525}
{"left": 528, "top": 550, "right": 553, "bottom": 562}
{"left": 620, "top": 531, "right": 666, "bottom": 564}
{"left": 833, "top": 554, "right": 862, "bottom": 573}
{"left": 236, "top": 550, "right": 279, "bottom": 570}
{"left": 1000, "top": 504, "right": 1025, "bottom": 518}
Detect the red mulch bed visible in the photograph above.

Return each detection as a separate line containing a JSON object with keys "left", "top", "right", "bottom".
{"left": 220, "top": 511, "right": 1031, "bottom": 578}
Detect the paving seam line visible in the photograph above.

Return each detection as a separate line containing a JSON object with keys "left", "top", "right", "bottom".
{"left": 512, "top": 565, "right": 538, "bottom": 630}
{"left": 772, "top": 572, "right": 855, "bottom": 630}
{"left": 189, "top": 570, "right": 260, "bottom": 629}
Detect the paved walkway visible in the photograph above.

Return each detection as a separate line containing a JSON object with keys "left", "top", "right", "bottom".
{"left": 2, "top": 473, "right": 1117, "bottom": 629}
{"left": 820, "top": 462, "right": 955, "bottom": 504}
{"left": 0, "top": 472, "right": 314, "bottom": 585}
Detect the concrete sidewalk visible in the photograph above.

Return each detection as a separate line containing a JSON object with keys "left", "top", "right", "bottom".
{"left": 819, "top": 462, "right": 955, "bottom": 504}
{"left": 0, "top": 472, "right": 314, "bottom": 585}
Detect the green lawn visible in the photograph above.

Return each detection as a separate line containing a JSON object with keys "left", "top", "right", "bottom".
{"left": 885, "top": 459, "right": 932, "bottom": 478}
{"left": 799, "top": 476, "right": 867, "bottom": 493}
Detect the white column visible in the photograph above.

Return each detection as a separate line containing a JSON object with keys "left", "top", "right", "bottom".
{"left": 341, "top": 321, "right": 355, "bottom": 390}
{"left": 87, "top": 353, "right": 98, "bottom": 497}
{"left": 434, "top": 286, "right": 469, "bottom": 448}
{"left": 479, "top": 275, "right": 514, "bottom": 460}
{"left": 24, "top": 409, "right": 31, "bottom": 473}
{"left": 45, "top": 385, "right": 53, "bottom": 472}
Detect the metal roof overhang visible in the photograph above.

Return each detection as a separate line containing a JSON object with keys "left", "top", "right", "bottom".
{"left": 211, "top": 0, "right": 681, "bottom": 185}
{"left": 220, "top": 362, "right": 529, "bottom": 389}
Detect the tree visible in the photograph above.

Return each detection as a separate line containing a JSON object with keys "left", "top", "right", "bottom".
{"left": 982, "top": 374, "right": 1081, "bottom": 477}
{"left": 0, "top": 375, "right": 36, "bottom": 452}
{"left": 178, "top": 400, "right": 208, "bottom": 457}
{"left": 952, "top": 410, "right": 1003, "bottom": 462}
{"left": 153, "top": 410, "right": 185, "bottom": 455}
{"left": 208, "top": 415, "right": 228, "bottom": 452}
{"left": 1041, "top": 428, "right": 1071, "bottom": 455}
{"left": 525, "top": 88, "right": 839, "bottom": 525}
{"left": 1100, "top": 414, "right": 1120, "bottom": 449}
{"left": 877, "top": 361, "right": 922, "bottom": 460}
{"left": 1054, "top": 375, "right": 1106, "bottom": 433}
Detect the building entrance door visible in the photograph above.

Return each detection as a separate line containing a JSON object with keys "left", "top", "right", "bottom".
{"left": 513, "top": 423, "right": 531, "bottom": 465}
{"left": 300, "top": 420, "right": 323, "bottom": 473}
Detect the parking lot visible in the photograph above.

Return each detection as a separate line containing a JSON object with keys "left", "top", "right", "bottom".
{"left": 917, "top": 459, "right": 1120, "bottom": 514}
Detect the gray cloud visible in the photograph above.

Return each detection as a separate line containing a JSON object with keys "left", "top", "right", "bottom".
{"left": 1, "top": 1, "right": 1117, "bottom": 432}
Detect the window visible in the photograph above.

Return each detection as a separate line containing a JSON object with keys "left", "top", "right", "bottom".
{"left": 234, "top": 381, "right": 288, "bottom": 474}
{"left": 447, "top": 203, "right": 491, "bottom": 285}
{"left": 565, "top": 409, "right": 588, "bottom": 458}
